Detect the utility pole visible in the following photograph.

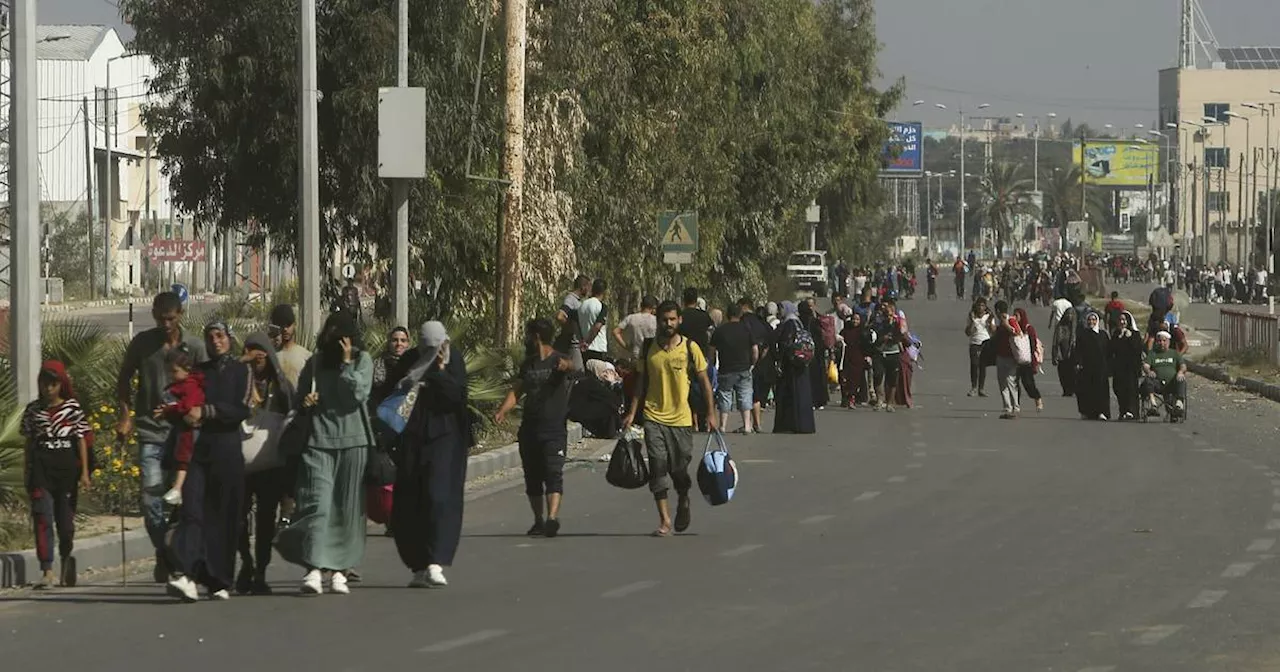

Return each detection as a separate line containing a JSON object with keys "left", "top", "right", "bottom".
{"left": 145, "top": 132, "right": 152, "bottom": 288}
{"left": 82, "top": 96, "right": 97, "bottom": 300}
{"left": 1190, "top": 161, "right": 1199, "bottom": 263}
{"left": 1253, "top": 147, "right": 1260, "bottom": 268}
{"left": 391, "top": 0, "right": 409, "bottom": 328}
{"left": 1238, "top": 151, "right": 1246, "bottom": 266}
{"left": 496, "top": 0, "right": 527, "bottom": 349}
{"left": 10, "top": 0, "right": 40, "bottom": 401}
{"left": 298, "top": 0, "right": 322, "bottom": 339}
{"left": 959, "top": 107, "right": 966, "bottom": 253}
{"left": 103, "top": 65, "right": 113, "bottom": 298}
{"left": 1080, "top": 132, "right": 1088, "bottom": 247}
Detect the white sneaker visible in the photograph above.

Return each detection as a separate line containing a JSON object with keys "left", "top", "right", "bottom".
{"left": 209, "top": 589, "right": 230, "bottom": 601}
{"left": 408, "top": 570, "right": 430, "bottom": 588}
{"left": 330, "top": 571, "right": 350, "bottom": 595}
{"left": 300, "top": 569, "right": 323, "bottom": 595}
{"left": 426, "top": 564, "right": 448, "bottom": 587}
{"left": 167, "top": 575, "right": 199, "bottom": 603}
{"left": 162, "top": 488, "right": 183, "bottom": 506}
{"left": 1097, "top": 414, "right": 1108, "bottom": 421}
{"left": 1175, "top": 399, "right": 1185, "bottom": 410}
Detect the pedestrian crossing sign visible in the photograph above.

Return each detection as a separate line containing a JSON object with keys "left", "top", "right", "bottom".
{"left": 659, "top": 211, "right": 698, "bottom": 253}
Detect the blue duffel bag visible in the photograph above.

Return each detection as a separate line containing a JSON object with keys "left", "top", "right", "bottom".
{"left": 696, "top": 432, "right": 738, "bottom": 506}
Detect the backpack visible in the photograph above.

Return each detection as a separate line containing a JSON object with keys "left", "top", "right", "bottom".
{"left": 783, "top": 324, "right": 816, "bottom": 365}
{"left": 1053, "top": 309, "right": 1077, "bottom": 362}
{"left": 818, "top": 314, "right": 837, "bottom": 350}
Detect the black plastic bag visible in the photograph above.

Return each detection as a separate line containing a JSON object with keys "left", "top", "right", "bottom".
{"left": 606, "top": 430, "right": 650, "bottom": 489}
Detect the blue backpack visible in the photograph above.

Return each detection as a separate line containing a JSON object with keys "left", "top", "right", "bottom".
{"left": 696, "top": 432, "right": 738, "bottom": 506}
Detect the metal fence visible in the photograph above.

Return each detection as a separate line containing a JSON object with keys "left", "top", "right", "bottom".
{"left": 1219, "top": 308, "right": 1280, "bottom": 364}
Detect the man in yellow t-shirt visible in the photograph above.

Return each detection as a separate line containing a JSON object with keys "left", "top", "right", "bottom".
{"left": 624, "top": 301, "right": 717, "bottom": 538}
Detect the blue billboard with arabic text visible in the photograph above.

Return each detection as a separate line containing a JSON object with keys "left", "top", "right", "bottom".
{"left": 882, "top": 121, "right": 924, "bottom": 175}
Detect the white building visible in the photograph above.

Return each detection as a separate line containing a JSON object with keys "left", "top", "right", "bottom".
{"left": 2, "top": 24, "right": 179, "bottom": 293}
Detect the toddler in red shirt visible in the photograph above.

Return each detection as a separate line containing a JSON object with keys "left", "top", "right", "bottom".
{"left": 154, "top": 350, "right": 204, "bottom": 506}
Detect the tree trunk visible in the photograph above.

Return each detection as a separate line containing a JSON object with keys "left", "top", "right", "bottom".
{"left": 496, "top": 0, "right": 527, "bottom": 349}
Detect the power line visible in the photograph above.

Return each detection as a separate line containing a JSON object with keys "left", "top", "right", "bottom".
{"left": 906, "top": 81, "right": 1154, "bottom": 114}
{"left": 39, "top": 108, "right": 83, "bottom": 156}
{"left": 40, "top": 85, "right": 186, "bottom": 104}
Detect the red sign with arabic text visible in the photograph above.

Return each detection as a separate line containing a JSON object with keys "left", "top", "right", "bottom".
{"left": 147, "top": 238, "right": 207, "bottom": 262}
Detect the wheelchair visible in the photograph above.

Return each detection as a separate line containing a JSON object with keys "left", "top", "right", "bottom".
{"left": 1139, "top": 375, "right": 1188, "bottom": 424}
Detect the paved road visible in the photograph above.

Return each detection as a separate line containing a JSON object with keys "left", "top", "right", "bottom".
{"left": 52, "top": 301, "right": 231, "bottom": 337}
{"left": 6, "top": 295, "right": 1280, "bottom": 671}
{"left": 55, "top": 304, "right": 152, "bottom": 337}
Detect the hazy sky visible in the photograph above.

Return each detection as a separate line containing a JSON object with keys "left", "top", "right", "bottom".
{"left": 876, "top": 0, "right": 1280, "bottom": 129}
{"left": 38, "top": 0, "right": 1280, "bottom": 131}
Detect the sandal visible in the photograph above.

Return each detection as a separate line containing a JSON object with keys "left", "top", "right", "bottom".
{"left": 651, "top": 526, "right": 672, "bottom": 538}
{"left": 674, "top": 497, "right": 692, "bottom": 533}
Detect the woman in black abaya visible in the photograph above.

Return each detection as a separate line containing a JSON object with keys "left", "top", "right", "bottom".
{"left": 773, "top": 302, "right": 816, "bottom": 434}
{"left": 1109, "top": 311, "right": 1145, "bottom": 420}
{"left": 1075, "top": 311, "right": 1111, "bottom": 421}
{"left": 799, "top": 302, "right": 830, "bottom": 411}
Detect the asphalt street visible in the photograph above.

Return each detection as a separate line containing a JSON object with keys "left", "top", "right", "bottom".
{"left": 6, "top": 294, "right": 1280, "bottom": 671}
{"left": 52, "top": 301, "right": 237, "bottom": 338}
{"left": 53, "top": 303, "right": 177, "bottom": 337}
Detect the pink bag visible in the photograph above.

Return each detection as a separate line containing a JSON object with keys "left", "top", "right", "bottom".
{"left": 366, "top": 484, "right": 394, "bottom": 524}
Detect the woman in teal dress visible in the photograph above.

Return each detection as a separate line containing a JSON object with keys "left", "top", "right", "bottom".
{"left": 275, "top": 312, "right": 374, "bottom": 595}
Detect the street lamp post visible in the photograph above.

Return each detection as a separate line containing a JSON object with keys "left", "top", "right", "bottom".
{"left": 102, "top": 53, "right": 138, "bottom": 298}
{"left": 1246, "top": 101, "right": 1275, "bottom": 305}
{"left": 1183, "top": 119, "right": 1211, "bottom": 263}
{"left": 1015, "top": 112, "right": 1056, "bottom": 192}
{"left": 916, "top": 100, "right": 990, "bottom": 257}
{"left": 1226, "top": 110, "right": 1252, "bottom": 265}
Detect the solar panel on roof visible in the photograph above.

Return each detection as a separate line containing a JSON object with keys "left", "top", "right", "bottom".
{"left": 1218, "top": 46, "right": 1280, "bottom": 69}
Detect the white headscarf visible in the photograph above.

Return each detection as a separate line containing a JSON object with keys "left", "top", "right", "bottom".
{"left": 399, "top": 321, "right": 450, "bottom": 389}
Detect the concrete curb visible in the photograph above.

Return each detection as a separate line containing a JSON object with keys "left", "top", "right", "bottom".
{"left": 0, "top": 421, "right": 589, "bottom": 589}
{"left": 1187, "top": 360, "right": 1280, "bottom": 403}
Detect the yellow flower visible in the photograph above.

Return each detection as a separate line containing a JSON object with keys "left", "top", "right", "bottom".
{"left": 100, "top": 405, "right": 109, "bottom": 413}
{"left": 108, "top": 484, "right": 118, "bottom": 493}
{"left": 92, "top": 468, "right": 102, "bottom": 477}
{"left": 102, "top": 446, "right": 112, "bottom": 456}
{"left": 111, "top": 459, "right": 123, "bottom": 471}
{"left": 130, "top": 466, "right": 140, "bottom": 477}
{"left": 92, "top": 423, "right": 102, "bottom": 431}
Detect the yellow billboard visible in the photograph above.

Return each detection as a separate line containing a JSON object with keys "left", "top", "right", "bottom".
{"left": 1071, "top": 141, "right": 1159, "bottom": 187}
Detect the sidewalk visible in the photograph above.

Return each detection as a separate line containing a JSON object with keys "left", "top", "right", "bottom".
{"left": 1112, "top": 282, "right": 1218, "bottom": 352}
{"left": 0, "top": 422, "right": 605, "bottom": 589}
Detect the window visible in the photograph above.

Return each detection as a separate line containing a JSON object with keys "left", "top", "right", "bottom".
{"left": 1205, "top": 103, "right": 1231, "bottom": 123}
{"left": 1208, "top": 191, "right": 1230, "bottom": 212}
{"left": 1205, "top": 147, "right": 1230, "bottom": 168}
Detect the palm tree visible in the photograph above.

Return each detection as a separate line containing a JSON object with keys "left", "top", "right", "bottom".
{"left": 975, "top": 163, "right": 1040, "bottom": 258}
{"left": 1042, "top": 164, "right": 1109, "bottom": 233}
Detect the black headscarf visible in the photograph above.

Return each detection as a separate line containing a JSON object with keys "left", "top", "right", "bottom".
{"left": 372, "top": 326, "right": 412, "bottom": 403}
{"left": 244, "top": 331, "right": 297, "bottom": 410}
{"left": 318, "top": 310, "right": 364, "bottom": 369}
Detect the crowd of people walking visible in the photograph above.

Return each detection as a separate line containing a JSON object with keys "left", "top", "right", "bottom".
{"left": 21, "top": 249, "right": 1198, "bottom": 598}
{"left": 22, "top": 293, "right": 474, "bottom": 600}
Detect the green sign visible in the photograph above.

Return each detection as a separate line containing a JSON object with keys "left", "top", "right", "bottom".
{"left": 658, "top": 211, "right": 698, "bottom": 253}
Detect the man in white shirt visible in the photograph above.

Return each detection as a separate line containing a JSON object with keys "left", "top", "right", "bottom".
{"left": 578, "top": 279, "right": 610, "bottom": 363}
{"left": 614, "top": 295, "right": 658, "bottom": 359}
{"left": 1049, "top": 296, "right": 1073, "bottom": 332}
